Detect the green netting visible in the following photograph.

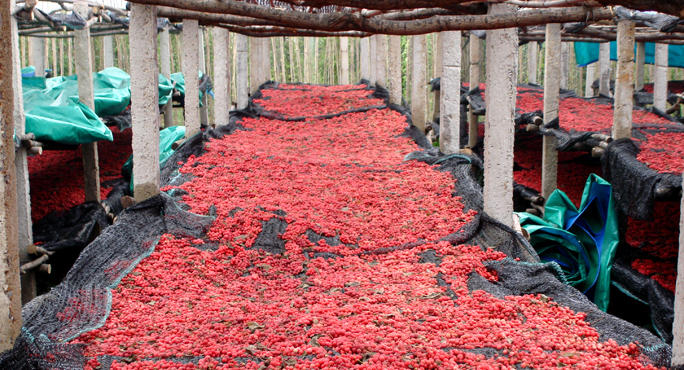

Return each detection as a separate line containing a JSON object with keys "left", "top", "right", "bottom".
{"left": 122, "top": 126, "right": 187, "bottom": 191}
{"left": 516, "top": 174, "right": 620, "bottom": 311}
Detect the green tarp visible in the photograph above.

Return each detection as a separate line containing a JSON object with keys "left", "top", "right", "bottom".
{"left": 574, "top": 41, "right": 684, "bottom": 68}
{"left": 123, "top": 125, "right": 187, "bottom": 191}
{"left": 517, "top": 174, "right": 620, "bottom": 311}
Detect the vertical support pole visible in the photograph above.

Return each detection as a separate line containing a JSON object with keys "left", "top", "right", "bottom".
{"left": 585, "top": 62, "right": 597, "bottom": 97}
{"left": 129, "top": 4, "right": 160, "bottom": 202}
{"left": 560, "top": 42, "right": 569, "bottom": 90}
{"left": 51, "top": 38, "right": 57, "bottom": 74}
{"left": 673, "top": 173, "right": 684, "bottom": 367}
{"left": 0, "top": 0, "right": 23, "bottom": 350}
{"left": 103, "top": 35, "right": 114, "bottom": 68}
{"left": 375, "top": 35, "right": 387, "bottom": 88}
{"left": 67, "top": 38, "right": 73, "bottom": 75}
{"left": 635, "top": 41, "right": 645, "bottom": 91}
{"left": 541, "top": 23, "right": 561, "bottom": 200}
{"left": 29, "top": 37, "right": 45, "bottom": 76}
{"left": 360, "top": 37, "right": 371, "bottom": 81}
{"left": 235, "top": 34, "right": 249, "bottom": 109}
{"left": 261, "top": 37, "right": 271, "bottom": 83}
{"left": 304, "top": 37, "right": 313, "bottom": 83}
{"left": 198, "top": 29, "right": 209, "bottom": 127}
{"left": 468, "top": 33, "right": 482, "bottom": 148}
{"left": 411, "top": 34, "right": 427, "bottom": 132}
{"left": 484, "top": 3, "right": 518, "bottom": 228}
{"left": 388, "top": 35, "right": 402, "bottom": 104}
{"left": 182, "top": 19, "right": 201, "bottom": 138}
{"left": 249, "top": 37, "right": 261, "bottom": 93}
{"left": 369, "top": 35, "right": 377, "bottom": 84}
{"left": 339, "top": 37, "right": 350, "bottom": 85}
{"left": 74, "top": 0, "right": 100, "bottom": 203}
{"left": 213, "top": 27, "right": 231, "bottom": 126}
{"left": 527, "top": 41, "right": 538, "bottom": 84}
{"left": 599, "top": 42, "right": 611, "bottom": 96}
{"left": 612, "top": 20, "right": 635, "bottom": 140}
{"left": 440, "top": 31, "right": 462, "bottom": 155}
{"left": 653, "top": 43, "right": 668, "bottom": 112}
{"left": 159, "top": 27, "right": 174, "bottom": 127}
{"left": 58, "top": 38, "right": 64, "bottom": 76}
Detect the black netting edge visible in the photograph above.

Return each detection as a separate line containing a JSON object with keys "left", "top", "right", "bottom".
{"left": 601, "top": 138, "right": 682, "bottom": 220}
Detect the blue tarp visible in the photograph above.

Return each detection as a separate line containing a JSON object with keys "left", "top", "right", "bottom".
{"left": 574, "top": 42, "right": 684, "bottom": 68}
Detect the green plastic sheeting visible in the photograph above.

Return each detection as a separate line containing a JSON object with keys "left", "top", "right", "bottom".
{"left": 574, "top": 41, "right": 684, "bottom": 68}
{"left": 170, "top": 71, "right": 205, "bottom": 105}
{"left": 122, "top": 126, "right": 187, "bottom": 192}
{"left": 158, "top": 73, "right": 174, "bottom": 106}
{"left": 516, "top": 174, "right": 619, "bottom": 311}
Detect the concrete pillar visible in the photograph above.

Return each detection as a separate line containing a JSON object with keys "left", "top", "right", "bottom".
{"left": 673, "top": 173, "right": 684, "bottom": 367}
{"left": 440, "top": 31, "right": 462, "bottom": 154}
{"left": 235, "top": 34, "right": 249, "bottom": 109}
{"left": 360, "top": 37, "right": 371, "bottom": 81}
{"left": 29, "top": 37, "right": 45, "bottom": 76}
{"left": 585, "top": 62, "right": 597, "bottom": 97}
{"left": 74, "top": 0, "right": 101, "bottom": 203}
{"left": 433, "top": 33, "right": 443, "bottom": 80}
{"left": 340, "top": 37, "right": 350, "bottom": 85}
{"left": 635, "top": 42, "right": 645, "bottom": 91}
{"left": 1, "top": 0, "right": 25, "bottom": 349}
{"left": 369, "top": 35, "right": 377, "bottom": 84}
{"left": 249, "top": 37, "right": 261, "bottom": 93}
{"left": 612, "top": 20, "right": 635, "bottom": 140}
{"left": 560, "top": 42, "right": 569, "bottom": 90}
{"left": 527, "top": 41, "right": 539, "bottom": 84}
{"left": 653, "top": 43, "right": 668, "bottom": 112}
{"left": 129, "top": 4, "right": 160, "bottom": 202}
{"left": 261, "top": 38, "right": 271, "bottom": 83}
{"left": 304, "top": 37, "right": 313, "bottom": 83}
{"left": 182, "top": 19, "right": 201, "bottom": 138}
{"left": 213, "top": 27, "right": 231, "bottom": 126}
{"left": 198, "top": 29, "right": 209, "bottom": 127}
{"left": 599, "top": 42, "right": 611, "bottom": 96}
{"left": 468, "top": 33, "right": 482, "bottom": 148}
{"left": 388, "top": 36, "right": 402, "bottom": 104}
{"left": 411, "top": 35, "right": 427, "bottom": 132}
{"left": 484, "top": 3, "right": 518, "bottom": 228}
{"left": 375, "top": 35, "right": 388, "bottom": 88}
{"left": 541, "top": 23, "right": 561, "bottom": 200}
{"left": 67, "top": 38, "right": 73, "bottom": 75}
{"left": 103, "top": 35, "right": 114, "bottom": 68}
{"left": 159, "top": 27, "right": 174, "bottom": 127}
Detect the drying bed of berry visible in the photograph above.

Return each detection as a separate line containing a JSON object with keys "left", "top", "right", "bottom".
{"left": 626, "top": 202, "right": 680, "bottom": 293}
{"left": 28, "top": 127, "right": 132, "bottom": 222}
{"left": 74, "top": 86, "right": 657, "bottom": 369}
{"left": 635, "top": 131, "right": 684, "bottom": 174}
{"left": 642, "top": 81, "right": 684, "bottom": 95}
{"left": 253, "top": 84, "right": 386, "bottom": 118}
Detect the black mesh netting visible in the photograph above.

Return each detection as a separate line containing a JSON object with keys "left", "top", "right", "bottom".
{"left": 1, "top": 82, "right": 671, "bottom": 368}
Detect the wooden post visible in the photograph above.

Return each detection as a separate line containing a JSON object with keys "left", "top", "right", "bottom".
{"left": 560, "top": 42, "right": 569, "bottom": 90}
{"left": 74, "top": 0, "right": 101, "bottom": 203}
{"left": 360, "top": 37, "right": 370, "bottom": 81}
{"left": 468, "top": 33, "right": 482, "bottom": 148}
{"left": 103, "top": 35, "right": 114, "bottom": 68}
{"left": 160, "top": 27, "right": 174, "bottom": 127}
{"left": 527, "top": 41, "right": 539, "bottom": 84}
{"left": 440, "top": 31, "right": 462, "bottom": 155}
{"left": 235, "top": 34, "right": 249, "bottom": 109}
{"left": 541, "top": 23, "right": 561, "bottom": 200}
{"left": 411, "top": 35, "right": 427, "bottom": 132}
{"left": 0, "top": 0, "right": 23, "bottom": 350}
{"left": 198, "top": 29, "right": 209, "bottom": 127}
{"left": 653, "top": 43, "right": 668, "bottom": 112}
{"left": 484, "top": 3, "right": 518, "bottom": 228}
{"left": 388, "top": 36, "right": 402, "bottom": 104}
{"left": 585, "top": 62, "right": 597, "bottom": 97}
{"left": 369, "top": 35, "right": 377, "bottom": 84}
{"left": 29, "top": 37, "right": 45, "bottom": 76}
{"left": 375, "top": 35, "right": 387, "bottom": 88}
{"left": 129, "top": 4, "right": 160, "bottom": 202}
{"left": 612, "top": 20, "right": 635, "bottom": 140}
{"left": 213, "top": 27, "right": 231, "bottom": 126}
{"left": 340, "top": 37, "right": 350, "bottom": 85}
{"left": 635, "top": 42, "right": 645, "bottom": 91}
{"left": 599, "top": 42, "right": 611, "bottom": 96}
{"left": 182, "top": 19, "right": 201, "bottom": 138}
{"left": 672, "top": 173, "right": 684, "bottom": 367}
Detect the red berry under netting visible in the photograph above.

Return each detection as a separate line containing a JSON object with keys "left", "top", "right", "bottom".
{"left": 28, "top": 127, "right": 133, "bottom": 222}
{"left": 3, "top": 84, "right": 670, "bottom": 369}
